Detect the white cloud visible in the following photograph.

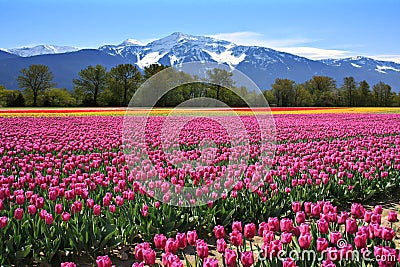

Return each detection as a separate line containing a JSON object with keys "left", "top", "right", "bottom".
{"left": 277, "top": 47, "right": 352, "bottom": 60}
{"left": 207, "top": 31, "right": 352, "bottom": 60}
{"left": 369, "top": 54, "right": 400, "bottom": 64}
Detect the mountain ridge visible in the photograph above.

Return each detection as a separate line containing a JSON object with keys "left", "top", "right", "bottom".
{"left": 1, "top": 32, "right": 399, "bottom": 91}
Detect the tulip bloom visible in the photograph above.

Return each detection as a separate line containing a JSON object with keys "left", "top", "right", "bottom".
{"left": 93, "top": 204, "right": 101, "bottom": 216}
{"left": 176, "top": 232, "right": 187, "bottom": 249}
{"left": 232, "top": 221, "right": 242, "bottom": 232}
{"left": 345, "top": 218, "right": 358, "bottom": 234}
{"left": 216, "top": 238, "right": 227, "bottom": 253}
{"left": 354, "top": 233, "right": 367, "bottom": 248}
{"left": 0, "top": 216, "right": 8, "bottom": 228}
{"left": 225, "top": 249, "right": 237, "bottom": 267}
{"left": 14, "top": 208, "right": 23, "bottom": 220}
{"left": 196, "top": 240, "right": 209, "bottom": 259}
{"left": 295, "top": 211, "right": 306, "bottom": 225}
{"left": 280, "top": 218, "right": 293, "bottom": 232}
{"left": 214, "top": 225, "right": 225, "bottom": 239}
{"left": 154, "top": 234, "right": 167, "bottom": 250}
{"left": 329, "top": 231, "right": 342, "bottom": 245}
{"left": 387, "top": 211, "right": 397, "bottom": 222}
{"left": 298, "top": 233, "right": 312, "bottom": 249}
{"left": 281, "top": 232, "right": 292, "bottom": 244}
{"left": 317, "top": 219, "right": 329, "bottom": 234}
{"left": 229, "top": 230, "right": 243, "bottom": 247}
{"left": 203, "top": 257, "right": 219, "bottom": 267}
{"left": 244, "top": 223, "right": 256, "bottom": 239}
{"left": 240, "top": 251, "right": 254, "bottom": 267}
{"left": 187, "top": 230, "right": 198, "bottom": 246}
{"left": 317, "top": 237, "right": 329, "bottom": 252}
{"left": 165, "top": 238, "right": 178, "bottom": 254}
{"left": 143, "top": 248, "right": 156, "bottom": 266}
{"left": 96, "top": 255, "right": 112, "bottom": 267}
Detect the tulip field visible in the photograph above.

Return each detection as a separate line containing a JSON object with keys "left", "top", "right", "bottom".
{"left": 0, "top": 107, "right": 399, "bottom": 266}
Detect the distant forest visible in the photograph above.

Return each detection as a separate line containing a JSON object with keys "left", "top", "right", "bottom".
{"left": 1, "top": 63, "right": 399, "bottom": 107}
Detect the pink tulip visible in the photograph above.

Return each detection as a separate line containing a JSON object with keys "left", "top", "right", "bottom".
{"left": 229, "top": 230, "right": 243, "bottom": 247}
{"left": 96, "top": 255, "right": 112, "bottom": 267}
{"left": 317, "top": 237, "right": 329, "bottom": 252}
{"left": 345, "top": 218, "right": 358, "bottom": 234}
{"left": 14, "top": 208, "right": 23, "bottom": 220}
{"left": 187, "top": 230, "right": 198, "bottom": 246}
{"left": 216, "top": 238, "right": 227, "bottom": 253}
{"left": 62, "top": 211, "right": 71, "bottom": 222}
{"left": 165, "top": 238, "right": 178, "bottom": 254}
{"left": 267, "top": 217, "right": 280, "bottom": 232}
{"left": 93, "top": 204, "right": 101, "bottom": 216}
{"left": 298, "top": 233, "right": 312, "bottom": 249}
{"left": 203, "top": 257, "right": 218, "bottom": 267}
{"left": 61, "top": 262, "right": 77, "bottom": 267}
{"left": 244, "top": 223, "right": 256, "bottom": 239}
{"left": 292, "top": 201, "right": 302, "bottom": 212}
{"left": 143, "top": 248, "right": 156, "bottom": 266}
{"left": 295, "top": 211, "right": 306, "bottom": 225}
{"left": 240, "top": 251, "right": 254, "bottom": 267}
{"left": 317, "top": 219, "right": 329, "bottom": 234}
{"left": 196, "top": 240, "right": 209, "bottom": 259}
{"left": 232, "top": 221, "right": 242, "bottom": 232}
{"left": 154, "top": 234, "right": 167, "bottom": 250}
{"left": 387, "top": 211, "right": 397, "bottom": 222}
{"left": 354, "top": 233, "right": 367, "bottom": 248}
{"left": 329, "top": 231, "right": 342, "bottom": 245}
{"left": 224, "top": 249, "right": 237, "bottom": 267}
{"left": 280, "top": 218, "right": 293, "bottom": 232}
{"left": 175, "top": 232, "right": 187, "bottom": 249}
{"left": 214, "top": 225, "right": 225, "bottom": 239}
{"left": 281, "top": 232, "right": 292, "bottom": 244}
{"left": 0, "top": 216, "right": 8, "bottom": 228}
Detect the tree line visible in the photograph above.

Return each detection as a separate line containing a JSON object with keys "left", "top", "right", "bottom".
{"left": 263, "top": 76, "right": 399, "bottom": 107}
{"left": 0, "top": 63, "right": 399, "bottom": 107}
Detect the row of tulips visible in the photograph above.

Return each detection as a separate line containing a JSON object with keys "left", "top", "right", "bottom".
{"left": 0, "top": 114, "right": 399, "bottom": 264}
{"left": 59, "top": 201, "right": 399, "bottom": 266}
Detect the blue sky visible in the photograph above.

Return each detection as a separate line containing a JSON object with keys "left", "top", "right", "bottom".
{"left": 1, "top": 0, "right": 399, "bottom": 62}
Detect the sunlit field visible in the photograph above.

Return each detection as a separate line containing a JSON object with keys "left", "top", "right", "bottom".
{"left": 0, "top": 108, "right": 399, "bottom": 266}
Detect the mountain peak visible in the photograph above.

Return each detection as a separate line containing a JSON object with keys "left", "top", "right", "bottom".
{"left": 120, "top": 39, "right": 143, "bottom": 46}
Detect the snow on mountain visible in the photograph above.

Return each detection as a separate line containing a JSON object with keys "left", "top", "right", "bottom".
{"left": 320, "top": 56, "right": 400, "bottom": 74}
{"left": 3, "top": 45, "right": 80, "bottom": 57}
{"left": 1, "top": 32, "right": 400, "bottom": 91}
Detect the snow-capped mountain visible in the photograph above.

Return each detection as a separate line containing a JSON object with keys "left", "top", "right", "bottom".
{"left": 0, "top": 32, "right": 400, "bottom": 91}
{"left": 1, "top": 45, "right": 80, "bottom": 57}
{"left": 320, "top": 56, "right": 400, "bottom": 74}
{"left": 99, "top": 32, "right": 312, "bottom": 69}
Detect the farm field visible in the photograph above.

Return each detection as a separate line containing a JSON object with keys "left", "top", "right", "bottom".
{"left": 0, "top": 108, "right": 399, "bottom": 266}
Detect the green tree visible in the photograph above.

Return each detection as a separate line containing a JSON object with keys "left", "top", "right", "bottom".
{"left": 357, "top": 80, "right": 371, "bottom": 106}
{"left": 372, "top": 81, "right": 393, "bottom": 106}
{"left": 108, "top": 64, "right": 142, "bottom": 106}
{"left": 262, "top": 90, "right": 277, "bottom": 106}
{"left": 341, "top": 76, "right": 357, "bottom": 107}
{"left": 293, "top": 84, "right": 313, "bottom": 106}
{"left": 271, "top": 78, "right": 296, "bottom": 107}
{"left": 206, "top": 68, "right": 235, "bottom": 101}
{"left": 143, "top": 64, "right": 168, "bottom": 80}
{"left": 304, "top": 76, "right": 337, "bottom": 106}
{"left": 44, "top": 88, "right": 75, "bottom": 107}
{"left": 73, "top": 65, "right": 107, "bottom": 106}
{"left": 17, "top": 64, "right": 55, "bottom": 106}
